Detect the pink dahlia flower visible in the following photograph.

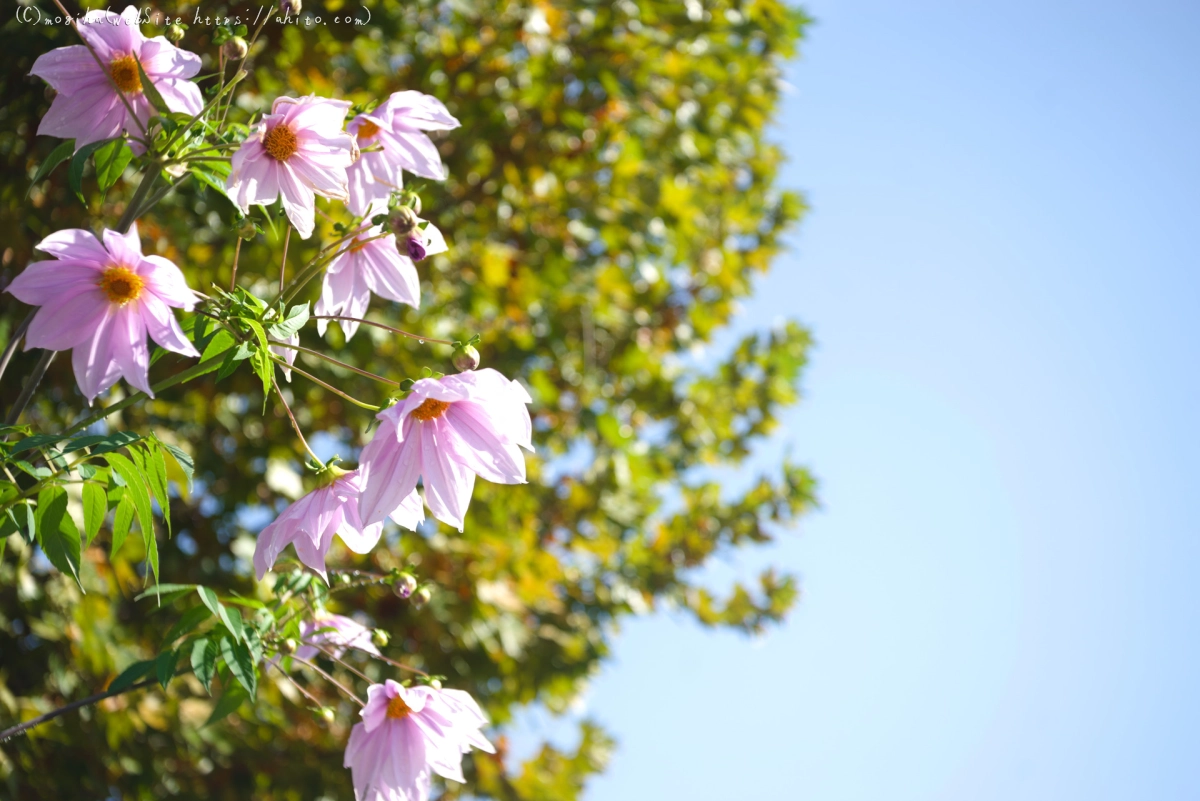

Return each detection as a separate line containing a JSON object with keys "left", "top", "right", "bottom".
{"left": 358, "top": 369, "right": 533, "bottom": 532}
{"left": 296, "top": 612, "right": 381, "bottom": 661}
{"left": 344, "top": 680, "right": 494, "bottom": 801}
{"left": 4, "top": 225, "right": 198, "bottom": 403}
{"left": 271, "top": 332, "right": 299, "bottom": 381}
{"left": 253, "top": 468, "right": 422, "bottom": 582}
{"left": 346, "top": 91, "right": 461, "bottom": 216}
{"left": 226, "top": 96, "right": 355, "bottom": 240}
{"left": 30, "top": 6, "right": 202, "bottom": 153}
{"left": 315, "top": 216, "right": 446, "bottom": 340}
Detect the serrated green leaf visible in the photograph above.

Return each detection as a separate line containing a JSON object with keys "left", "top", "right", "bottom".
{"left": 155, "top": 649, "right": 176, "bottom": 689}
{"left": 27, "top": 139, "right": 75, "bottom": 197}
{"left": 133, "top": 444, "right": 170, "bottom": 534}
{"left": 105, "top": 452, "right": 156, "bottom": 581}
{"left": 82, "top": 482, "right": 106, "bottom": 546}
{"left": 134, "top": 583, "right": 198, "bottom": 600}
{"left": 94, "top": 138, "right": 134, "bottom": 192}
{"left": 267, "top": 302, "right": 309, "bottom": 339}
{"left": 8, "top": 433, "right": 65, "bottom": 455}
{"left": 205, "top": 682, "right": 247, "bottom": 725}
{"left": 219, "top": 635, "right": 257, "bottom": 697}
{"left": 135, "top": 58, "right": 171, "bottom": 115}
{"left": 191, "top": 637, "right": 219, "bottom": 694}
{"left": 34, "top": 486, "right": 81, "bottom": 587}
{"left": 164, "top": 604, "right": 213, "bottom": 647}
{"left": 109, "top": 659, "right": 155, "bottom": 693}
{"left": 199, "top": 329, "right": 236, "bottom": 364}
{"left": 111, "top": 493, "right": 133, "bottom": 557}
{"left": 197, "top": 586, "right": 242, "bottom": 644}
{"left": 160, "top": 443, "right": 194, "bottom": 487}
{"left": 14, "top": 460, "right": 52, "bottom": 479}
{"left": 63, "top": 431, "right": 142, "bottom": 455}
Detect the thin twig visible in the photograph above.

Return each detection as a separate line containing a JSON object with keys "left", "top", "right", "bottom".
{"left": 272, "top": 376, "right": 320, "bottom": 463}
{"left": 311, "top": 316, "right": 456, "bottom": 346}
{"left": 311, "top": 644, "right": 375, "bottom": 684}
{"left": 279, "top": 226, "right": 291, "bottom": 294}
{"left": 231, "top": 237, "right": 243, "bottom": 290}
{"left": 291, "top": 655, "right": 364, "bottom": 706}
{"left": 268, "top": 338, "right": 400, "bottom": 386}
{"left": 0, "top": 671, "right": 183, "bottom": 743}
{"left": 266, "top": 660, "right": 327, "bottom": 709}
{"left": 0, "top": 310, "right": 34, "bottom": 386}
{"left": 5, "top": 350, "right": 55, "bottom": 426}
{"left": 269, "top": 356, "right": 381, "bottom": 411}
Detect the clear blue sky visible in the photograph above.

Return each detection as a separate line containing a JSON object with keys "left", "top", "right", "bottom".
{"left": 526, "top": 1, "right": 1200, "bottom": 799}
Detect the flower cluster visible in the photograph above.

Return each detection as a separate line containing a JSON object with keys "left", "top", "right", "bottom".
{"left": 5, "top": 8, "right": 532, "bottom": 799}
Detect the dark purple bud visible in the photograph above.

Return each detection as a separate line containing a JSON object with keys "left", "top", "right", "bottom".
{"left": 406, "top": 235, "right": 428, "bottom": 262}
{"left": 392, "top": 572, "right": 418, "bottom": 599}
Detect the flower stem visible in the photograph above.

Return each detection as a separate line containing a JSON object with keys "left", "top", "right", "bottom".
{"left": 280, "top": 225, "right": 292, "bottom": 294}
{"left": 116, "top": 171, "right": 160, "bottom": 234}
{"left": 0, "top": 310, "right": 34, "bottom": 386}
{"left": 268, "top": 355, "right": 381, "bottom": 412}
{"left": 291, "top": 655, "right": 365, "bottom": 706}
{"left": 231, "top": 237, "right": 243, "bottom": 291}
{"left": 267, "top": 338, "right": 400, "bottom": 386}
{"left": 310, "top": 316, "right": 456, "bottom": 346}
{"left": 5, "top": 350, "right": 56, "bottom": 426}
{"left": 272, "top": 376, "right": 321, "bottom": 463}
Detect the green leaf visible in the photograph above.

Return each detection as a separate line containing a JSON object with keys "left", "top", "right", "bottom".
{"left": 27, "top": 139, "right": 75, "bottom": 196}
{"left": 34, "top": 486, "right": 82, "bottom": 587}
{"left": 111, "top": 493, "right": 133, "bottom": 557}
{"left": 105, "top": 452, "right": 157, "bottom": 581}
{"left": 219, "top": 635, "right": 257, "bottom": 697}
{"left": 191, "top": 637, "right": 219, "bottom": 694}
{"left": 63, "top": 431, "right": 142, "bottom": 455}
{"left": 268, "top": 302, "right": 310, "bottom": 339}
{"left": 133, "top": 443, "right": 170, "bottom": 533}
{"left": 196, "top": 586, "right": 242, "bottom": 644}
{"left": 68, "top": 139, "right": 111, "bottom": 205}
{"left": 199, "top": 329, "right": 237, "bottom": 364}
{"left": 13, "top": 460, "right": 52, "bottom": 479}
{"left": 154, "top": 649, "right": 177, "bottom": 689}
{"left": 205, "top": 682, "right": 247, "bottom": 726}
{"left": 164, "top": 604, "right": 213, "bottom": 647}
{"left": 160, "top": 443, "right": 194, "bottom": 487}
{"left": 134, "top": 583, "right": 198, "bottom": 601}
{"left": 135, "top": 57, "right": 171, "bottom": 115}
{"left": 109, "top": 659, "right": 155, "bottom": 693}
{"left": 93, "top": 138, "right": 134, "bottom": 192}
{"left": 82, "top": 482, "right": 106, "bottom": 546}
{"left": 8, "top": 433, "right": 65, "bottom": 455}
{"left": 5, "top": 504, "right": 35, "bottom": 545}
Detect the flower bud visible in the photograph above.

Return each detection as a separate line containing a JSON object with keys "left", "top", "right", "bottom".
{"left": 281, "top": 0, "right": 302, "bottom": 14}
{"left": 451, "top": 343, "right": 480, "bottom": 372}
{"left": 406, "top": 234, "right": 428, "bottom": 262}
{"left": 338, "top": 572, "right": 353, "bottom": 585}
{"left": 237, "top": 219, "right": 258, "bottom": 240}
{"left": 392, "top": 572, "right": 418, "bottom": 599}
{"left": 319, "top": 706, "right": 336, "bottom": 723}
{"left": 388, "top": 206, "right": 420, "bottom": 237}
{"left": 371, "top": 629, "right": 390, "bottom": 648}
{"left": 222, "top": 36, "right": 249, "bottom": 61}
{"left": 428, "top": 678, "right": 442, "bottom": 689}
{"left": 280, "top": 637, "right": 298, "bottom": 655}
{"left": 166, "top": 23, "right": 186, "bottom": 43}
{"left": 411, "top": 585, "right": 432, "bottom": 609}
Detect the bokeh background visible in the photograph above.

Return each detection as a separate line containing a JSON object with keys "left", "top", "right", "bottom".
{"left": 2, "top": 0, "right": 1199, "bottom": 799}
{"left": 575, "top": 1, "right": 1200, "bottom": 799}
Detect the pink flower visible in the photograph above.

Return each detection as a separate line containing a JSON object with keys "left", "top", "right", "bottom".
{"left": 346, "top": 91, "right": 460, "bottom": 216}
{"left": 296, "top": 613, "right": 380, "bottom": 661}
{"left": 344, "top": 680, "right": 494, "bottom": 801}
{"left": 315, "top": 216, "right": 447, "bottom": 340}
{"left": 271, "top": 333, "right": 299, "bottom": 381}
{"left": 358, "top": 369, "right": 533, "bottom": 532}
{"left": 253, "top": 468, "right": 422, "bottom": 582}
{"left": 226, "top": 96, "right": 355, "bottom": 239}
{"left": 4, "top": 225, "right": 198, "bottom": 403}
{"left": 30, "top": 6, "right": 202, "bottom": 153}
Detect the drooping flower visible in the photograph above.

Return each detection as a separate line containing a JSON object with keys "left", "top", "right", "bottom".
{"left": 358, "top": 369, "right": 533, "bottom": 532}
{"left": 295, "top": 612, "right": 380, "bottom": 661}
{"left": 346, "top": 91, "right": 460, "bottom": 216}
{"left": 315, "top": 212, "right": 446, "bottom": 340}
{"left": 30, "top": 6, "right": 203, "bottom": 153}
{"left": 226, "top": 95, "right": 355, "bottom": 239}
{"left": 4, "top": 225, "right": 198, "bottom": 403}
{"left": 271, "top": 332, "right": 299, "bottom": 381}
{"left": 344, "top": 680, "right": 494, "bottom": 801}
{"left": 253, "top": 467, "right": 422, "bottom": 582}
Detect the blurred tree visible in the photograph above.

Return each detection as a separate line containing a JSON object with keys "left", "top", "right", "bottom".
{"left": 0, "top": 0, "right": 813, "bottom": 798}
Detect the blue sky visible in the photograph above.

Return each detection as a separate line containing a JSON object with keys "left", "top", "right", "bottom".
{"left": 550, "top": 2, "right": 1200, "bottom": 799}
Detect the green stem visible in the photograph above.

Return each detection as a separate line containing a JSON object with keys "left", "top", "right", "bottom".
{"left": 269, "top": 355, "right": 380, "bottom": 411}
{"left": 115, "top": 171, "right": 160, "bottom": 234}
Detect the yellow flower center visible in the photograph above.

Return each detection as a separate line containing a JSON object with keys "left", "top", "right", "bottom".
{"left": 356, "top": 120, "right": 380, "bottom": 141}
{"left": 98, "top": 266, "right": 144, "bottom": 305}
{"left": 386, "top": 694, "right": 411, "bottom": 719}
{"left": 109, "top": 54, "right": 142, "bottom": 94}
{"left": 411, "top": 398, "right": 450, "bottom": 421}
{"left": 263, "top": 124, "right": 299, "bottom": 161}
{"left": 348, "top": 237, "right": 369, "bottom": 253}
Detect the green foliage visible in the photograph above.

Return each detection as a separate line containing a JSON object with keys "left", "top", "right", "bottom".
{"left": 0, "top": 1, "right": 813, "bottom": 798}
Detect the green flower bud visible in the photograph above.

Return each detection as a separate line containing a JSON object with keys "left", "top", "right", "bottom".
{"left": 388, "top": 206, "right": 420, "bottom": 237}
{"left": 222, "top": 36, "right": 248, "bottom": 61}
{"left": 166, "top": 24, "right": 186, "bottom": 44}
{"left": 371, "top": 629, "right": 390, "bottom": 648}
{"left": 411, "top": 585, "right": 432, "bottom": 609}
{"left": 392, "top": 572, "right": 418, "bottom": 599}
{"left": 280, "top": 638, "right": 298, "bottom": 655}
{"left": 451, "top": 343, "right": 481, "bottom": 372}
